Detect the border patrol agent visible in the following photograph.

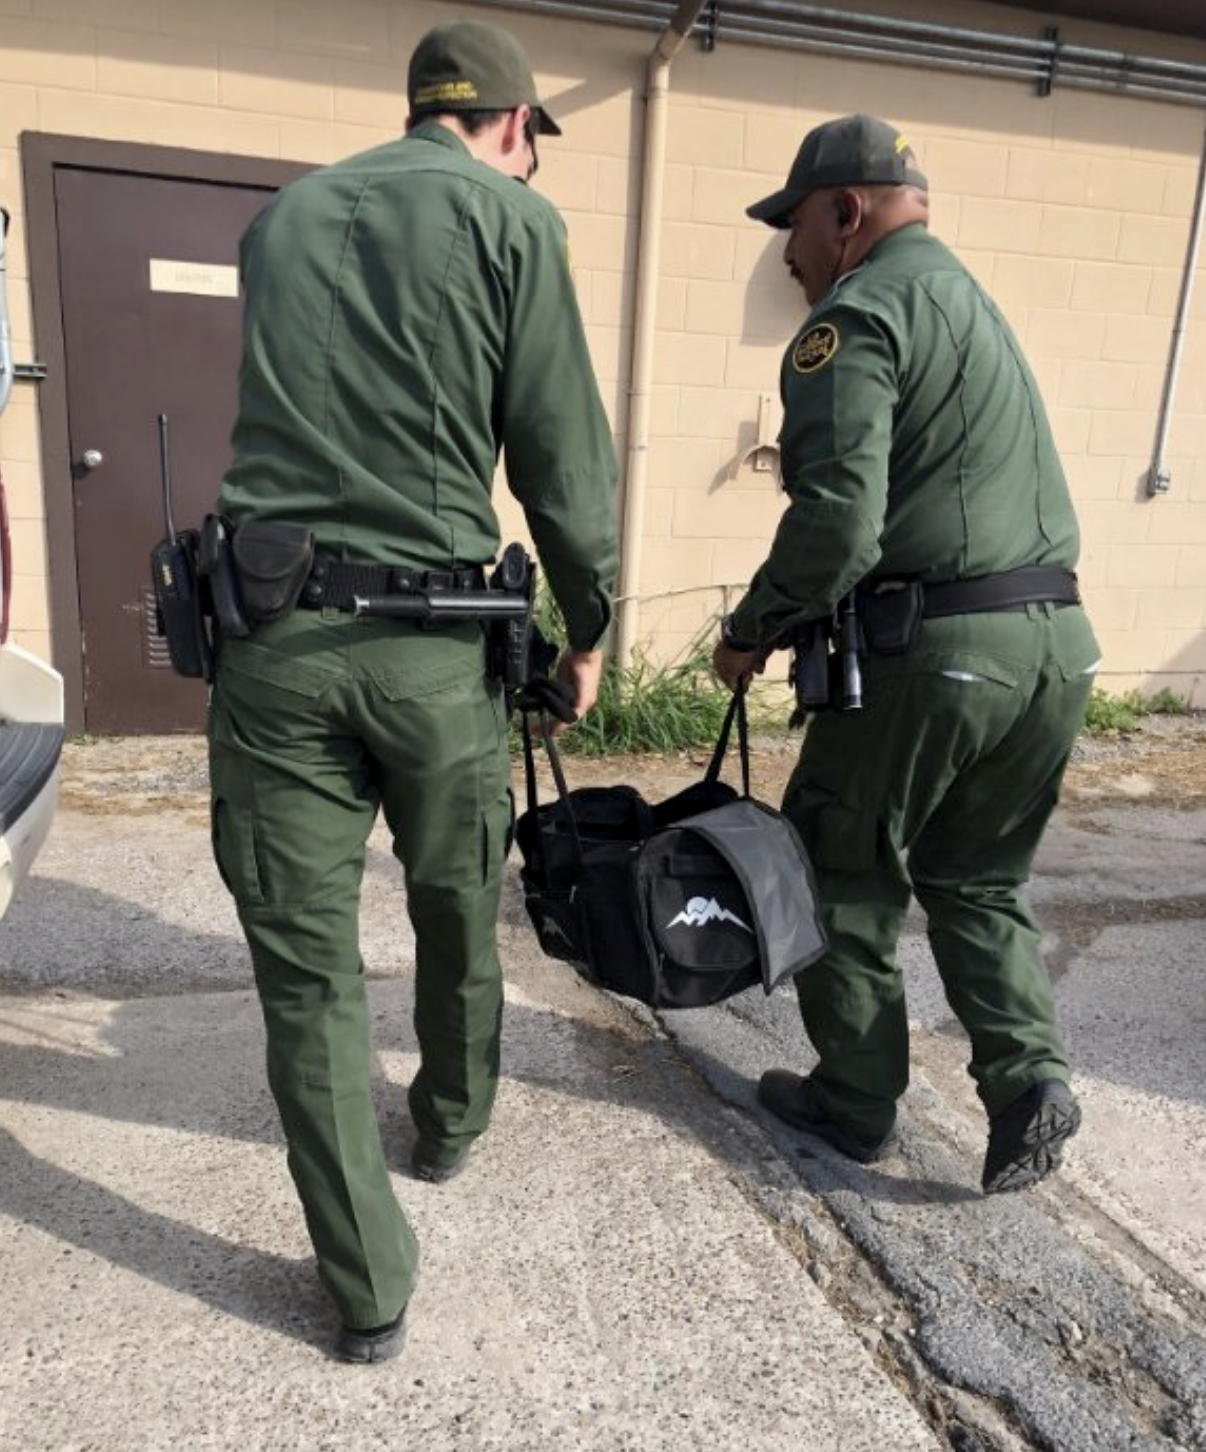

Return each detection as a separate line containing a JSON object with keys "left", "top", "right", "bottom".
{"left": 713, "top": 115, "right": 1099, "bottom": 1195}
{"left": 209, "top": 21, "right": 618, "bottom": 1361}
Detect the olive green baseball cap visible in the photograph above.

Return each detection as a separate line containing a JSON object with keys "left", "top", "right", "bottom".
{"left": 408, "top": 20, "right": 561, "bottom": 136}
{"left": 747, "top": 114, "right": 927, "bottom": 228}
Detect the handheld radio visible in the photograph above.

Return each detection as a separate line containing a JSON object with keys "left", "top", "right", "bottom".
{"left": 149, "top": 413, "right": 212, "bottom": 679}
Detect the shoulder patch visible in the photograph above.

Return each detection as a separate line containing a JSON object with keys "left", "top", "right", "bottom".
{"left": 791, "top": 322, "right": 840, "bottom": 375}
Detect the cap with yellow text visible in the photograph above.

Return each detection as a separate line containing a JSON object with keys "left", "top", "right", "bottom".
{"left": 747, "top": 114, "right": 927, "bottom": 228}
{"left": 408, "top": 20, "right": 561, "bottom": 136}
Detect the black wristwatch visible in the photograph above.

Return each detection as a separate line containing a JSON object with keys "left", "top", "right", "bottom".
{"left": 720, "top": 613, "right": 759, "bottom": 652}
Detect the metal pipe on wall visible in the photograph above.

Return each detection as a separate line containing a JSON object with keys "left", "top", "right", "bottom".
{"left": 481, "top": 0, "right": 672, "bottom": 33}
{"left": 716, "top": 20, "right": 1206, "bottom": 101}
{"left": 615, "top": 0, "right": 711, "bottom": 667}
{"left": 470, "top": 0, "right": 1206, "bottom": 102}
{"left": 0, "top": 210, "right": 14, "bottom": 417}
{"left": 1147, "top": 116, "right": 1206, "bottom": 496}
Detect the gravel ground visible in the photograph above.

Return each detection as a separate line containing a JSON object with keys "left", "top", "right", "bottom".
{"left": 57, "top": 711, "right": 1206, "bottom": 815}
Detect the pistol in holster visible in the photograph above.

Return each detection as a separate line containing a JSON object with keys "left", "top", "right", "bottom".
{"left": 486, "top": 543, "right": 555, "bottom": 701}
{"left": 788, "top": 591, "right": 864, "bottom": 725}
{"left": 197, "top": 514, "right": 252, "bottom": 641}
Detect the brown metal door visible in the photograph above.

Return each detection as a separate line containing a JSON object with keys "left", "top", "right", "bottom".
{"left": 55, "top": 166, "right": 273, "bottom": 733}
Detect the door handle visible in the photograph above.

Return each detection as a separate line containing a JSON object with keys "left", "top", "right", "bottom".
{"left": 81, "top": 448, "right": 104, "bottom": 470}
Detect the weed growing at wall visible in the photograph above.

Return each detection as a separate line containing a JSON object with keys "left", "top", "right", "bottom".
{"left": 516, "top": 590, "right": 775, "bottom": 755}
{"left": 1081, "top": 687, "right": 1191, "bottom": 735}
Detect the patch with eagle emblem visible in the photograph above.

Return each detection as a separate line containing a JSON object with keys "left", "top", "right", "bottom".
{"left": 791, "top": 322, "right": 840, "bottom": 374}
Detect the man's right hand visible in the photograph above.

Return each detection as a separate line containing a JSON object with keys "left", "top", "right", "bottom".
{"left": 552, "top": 648, "right": 604, "bottom": 734}
{"left": 712, "top": 639, "right": 769, "bottom": 693}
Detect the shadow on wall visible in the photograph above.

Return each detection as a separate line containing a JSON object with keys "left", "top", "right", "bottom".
{"left": 1154, "top": 626, "right": 1205, "bottom": 704}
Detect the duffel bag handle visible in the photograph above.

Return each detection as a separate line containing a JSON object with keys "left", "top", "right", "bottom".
{"left": 703, "top": 690, "right": 751, "bottom": 797}
{"left": 520, "top": 710, "right": 586, "bottom": 874}
{"left": 520, "top": 683, "right": 751, "bottom": 875}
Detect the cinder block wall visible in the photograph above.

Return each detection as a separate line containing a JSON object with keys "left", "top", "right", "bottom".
{"left": 1, "top": 0, "right": 1204, "bottom": 698}
{"left": 632, "top": 8, "right": 1206, "bottom": 696}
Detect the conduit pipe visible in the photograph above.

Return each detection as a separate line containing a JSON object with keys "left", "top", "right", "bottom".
{"left": 715, "top": 9, "right": 1206, "bottom": 104}
{"left": 0, "top": 211, "right": 13, "bottom": 416}
{"left": 615, "top": 0, "right": 711, "bottom": 667}
{"left": 471, "top": 0, "right": 1206, "bottom": 104}
{"left": 1148, "top": 116, "right": 1206, "bottom": 496}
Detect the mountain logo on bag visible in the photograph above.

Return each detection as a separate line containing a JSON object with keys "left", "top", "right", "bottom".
{"left": 667, "top": 896, "right": 752, "bottom": 932}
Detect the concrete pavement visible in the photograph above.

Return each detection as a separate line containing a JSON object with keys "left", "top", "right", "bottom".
{"left": 0, "top": 740, "right": 1203, "bottom": 1450}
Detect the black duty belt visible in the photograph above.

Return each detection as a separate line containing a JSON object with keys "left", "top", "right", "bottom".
{"left": 864, "top": 566, "right": 1080, "bottom": 619}
{"left": 921, "top": 566, "right": 1080, "bottom": 617}
{"left": 299, "top": 556, "right": 486, "bottom": 612}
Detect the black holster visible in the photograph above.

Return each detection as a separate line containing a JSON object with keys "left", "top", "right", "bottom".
{"left": 197, "top": 514, "right": 251, "bottom": 639}
{"left": 788, "top": 594, "right": 864, "bottom": 723}
{"left": 788, "top": 620, "right": 832, "bottom": 717}
{"left": 486, "top": 543, "right": 556, "bottom": 697}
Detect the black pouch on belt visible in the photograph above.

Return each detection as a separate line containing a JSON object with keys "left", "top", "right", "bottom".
{"left": 858, "top": 580, "right": 924, "bottom": 655}
{"left": 230, "top": 521, "right": 315, "bottom": 623}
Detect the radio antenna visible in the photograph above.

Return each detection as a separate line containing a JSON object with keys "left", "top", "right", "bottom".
{"left": 157, "top": 412, "right": 178, "bottom": 544}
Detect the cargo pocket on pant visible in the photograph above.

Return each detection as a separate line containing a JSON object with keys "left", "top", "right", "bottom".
{"left": 211, "top": 795, "right": 265, "bottom": 905}
{"left": 810, "top": 797, "right": 879, "bottom": 873}
{"left": 785, "top": 777, "right": 879, "bottom": 874}
{"left": 478, "top": 681, "right": 514, "bottom": 884}
{"left": 481, "top": 785, "right": 515, "bottom": 887}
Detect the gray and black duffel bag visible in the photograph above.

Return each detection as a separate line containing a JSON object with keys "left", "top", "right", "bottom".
{"left": 515, "top": 691, "right": 827, "bottom": 1009}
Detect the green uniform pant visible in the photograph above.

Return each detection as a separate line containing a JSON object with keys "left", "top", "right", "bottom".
{"left": 782, "top": 604, "right": 1099, "bottom": 1143}
{"left": 207, "top": 611, "right": 512, "bottom": 1328}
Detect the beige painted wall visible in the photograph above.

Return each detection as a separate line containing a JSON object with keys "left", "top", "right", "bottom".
{"left": 0, "top": 0, "right": 1204, "bottom": 700}
{"left": 634, "top": 1, "right": 1206, "bottom": 697}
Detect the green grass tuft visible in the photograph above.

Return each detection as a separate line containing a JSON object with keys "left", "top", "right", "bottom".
{"left": 517, "top": 591, "right": 773, "bottom": 755}
{"left": 1081, "top": 686, "right": 1192, "bottom": 735}
{"left": 558, "top": 646, "right": 743, "bottom": 756}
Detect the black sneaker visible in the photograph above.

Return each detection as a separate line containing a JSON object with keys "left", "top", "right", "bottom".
{"left": 411, "top": 1142, "right": 471, "bottom": 1184}
{"left": 335, "top": 1308, "right": 408, "bottom": 1364}
{"left": 757, "top": 1069, "right": 892, "bottom": 1165}
{"left": 982, "top": 1079, "right": 1081, "bottom": 1195}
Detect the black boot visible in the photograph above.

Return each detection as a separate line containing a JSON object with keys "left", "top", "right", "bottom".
{"left": 757, "top": 1069, "right": 892, "bottom": 1164}
{"left": 335, "top": 1308, "right": 408, "bottom": 1364}
{"left": 982, "top": 1079, "right": 1080, "bottom": 1195}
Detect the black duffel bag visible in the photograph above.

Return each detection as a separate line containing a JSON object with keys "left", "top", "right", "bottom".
{"left": 514, "top": 691, "right": 827, "bottom": 1009}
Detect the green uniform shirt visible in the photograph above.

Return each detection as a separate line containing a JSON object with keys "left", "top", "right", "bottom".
{"left": 220, "top": 121, "right": 618, "bottom": 650}
{"left": 730, "top": 224, "right": 1080, "bottom": 646}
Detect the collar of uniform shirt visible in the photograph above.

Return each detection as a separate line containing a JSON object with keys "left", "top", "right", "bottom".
{"left": 406, "top": 116, "right": 468, "bottom": 150}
